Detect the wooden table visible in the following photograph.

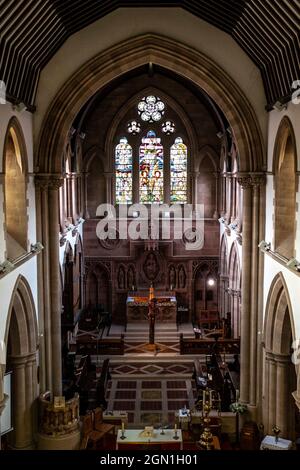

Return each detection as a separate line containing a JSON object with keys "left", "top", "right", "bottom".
{"left": 116, "top": 429, "right": 183, "bottom": 450}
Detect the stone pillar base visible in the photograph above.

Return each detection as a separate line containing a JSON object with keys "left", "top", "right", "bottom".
{"left": 37, "top": 430, "right": 81, "bottom": 450}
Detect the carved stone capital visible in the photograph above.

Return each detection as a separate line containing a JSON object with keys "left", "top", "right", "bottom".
{"left": 60, "top": 233, "right": 67, "bottom": 247}
{"left": 237, "top": 175, "right": 252, "bottom": 189}
{"left": 250, "top": 173, "right": 266, "bottom": 187}
{"left": 236, "top": 234, "right": 243, "bottom": 245}
{"left": 35, "top": 174, "right": 64, "bottom": 190}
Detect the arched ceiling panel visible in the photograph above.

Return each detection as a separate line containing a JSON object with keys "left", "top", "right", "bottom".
{"left": 0, "top": 0, "right": 299, "bottom": 109}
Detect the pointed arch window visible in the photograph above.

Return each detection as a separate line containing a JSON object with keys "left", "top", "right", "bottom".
{"left": 139, "top": 130, "right": 164, "bottom": 203}
{"left": 115, "top": 137, "right": 132, "bottom": 204}
{"left": 170, "top": 137, "right": 187, "bottom": 203}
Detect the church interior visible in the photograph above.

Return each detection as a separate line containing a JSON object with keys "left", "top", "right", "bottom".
{"left": 0, "top": 1, "right": 300, "bottom": 452}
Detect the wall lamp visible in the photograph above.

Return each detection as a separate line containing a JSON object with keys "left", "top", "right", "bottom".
{"left": 229, "top": 222, "right": 238, "bottom": 230}
{"left": 258, "top": 240, "right": 271, "bottom": 252}
{"left": 30, "top": 242, "right": 44, "bottom": 253}
{"left": 273, "top": 101, "right": 288, "bottom": 112}
{"left": 286, "top": 257, "right": 300, "bottom": 272}
{"left": 0, "top": 260, "right": 14, "bottom": 274}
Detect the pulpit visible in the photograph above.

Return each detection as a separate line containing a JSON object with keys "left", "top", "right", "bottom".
{"left": 126, "top": 292, "right": 177, "bottom": 323}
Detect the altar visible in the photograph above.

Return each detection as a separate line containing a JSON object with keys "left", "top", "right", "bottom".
{"left": 116, "top": 428, "right": 183, "bottom": 450}
{"left": 126, "top": 293, "right": 177, "bottom": 323}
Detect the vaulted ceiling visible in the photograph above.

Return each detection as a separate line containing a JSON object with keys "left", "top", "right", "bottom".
{"left": 0, "top": 0, "right": 299, "bottom": 110}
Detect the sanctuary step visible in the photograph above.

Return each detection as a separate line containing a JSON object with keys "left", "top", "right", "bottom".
{"left": 107, "top": 323, "right": 195, "bottom": 343}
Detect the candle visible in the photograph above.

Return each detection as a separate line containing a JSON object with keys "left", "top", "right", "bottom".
{"left": 122, "top": 421, "right": 125, "bottom": 432}
{"left": 174, "top": 423, "right": 177, "bottom": 432}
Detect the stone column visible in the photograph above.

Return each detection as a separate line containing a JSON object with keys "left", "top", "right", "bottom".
{"left": 82, "top": 171, "right": 90, "bottom": 219}
{"left": 35, "top": 178, "right": 52, "bottom": 392}
{"left": 36, "top": 175, "right": 63, "bottom": 397}
{"left": 48, "top": 176, "right": 63, "bottom": 396}
{"left": 237, "top": 175, "right": 252, "bottom": 404}
{"left": 213, "top": 172, "right": 219, "bottom": 219}
{"left": 10, "top": 357, "right": 28, "bottom": 448}
{"left": 263, "top": 351, "right": 271, "bottom": 431}
{"left": 249, "top": 179, "right": 260, "bottom": 407}
{"left": 104, "top": 172, "right": 113, "bottom": 205}
{"left": 226, "top": 174, "right": 232, "bottom": 222}
{"left": 70, "top": 173, "right": 79, "bottom": 223}
{"left": 193, "top": 171, "right": 200, "bottom": 210}
{"left": 275, "top": 354, "right": 290, "bottom": 438}
{"left": 231, "top": 177, "right": 236, "bottom": 221}
{"left": 220, "top": 175, "right": 226, "bottom": 216}
{"left": 268, "top": 354, "right": 277, "bottom": 434}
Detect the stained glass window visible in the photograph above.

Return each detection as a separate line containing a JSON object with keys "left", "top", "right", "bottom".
{"left": 139, "top": 130, "right": 164, "bottom": 203}
{"left": 138, "top": 96, "right": 165, "bottom": 122}
{"left": 115, "top": 137, "right": 132, "bottom": 204}
{"left": 170, "top": 137, "right": 187, "bottom": 203}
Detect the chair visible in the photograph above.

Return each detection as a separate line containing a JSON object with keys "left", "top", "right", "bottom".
{"left": 94, "top": 407, "right": 103, "bottom": 431}
{"left": 93, "top": 407, "right": 115, "bottom": 437}
{"left": 81, "top": 411, "right": 108, "bottom": 450}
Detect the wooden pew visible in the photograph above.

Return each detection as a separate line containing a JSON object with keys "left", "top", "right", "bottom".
{"left": 180, "top": 334, "right": 240, "bottom": 355}
{"left": 76, "top": 334, "right": 125, "bottom": 355}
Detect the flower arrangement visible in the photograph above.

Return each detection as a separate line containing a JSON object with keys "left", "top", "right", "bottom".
{"left": 230, "top": 402, "right": 248, "bottom": 414}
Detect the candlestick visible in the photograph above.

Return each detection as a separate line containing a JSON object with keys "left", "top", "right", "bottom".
{"left": 120, "top": 421, "right": 126, "bottom": 439}
{"left": 236, "top": 389, "right": 239, "bottom": 402}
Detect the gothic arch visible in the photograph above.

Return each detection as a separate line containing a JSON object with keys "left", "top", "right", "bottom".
{"left": 4, "top": 275, "right": 38, "bottom": 449}
{"left": 105, "top": 86, "right": 198, "bottom": 170}
{"left": 198, "top": 145, "right": 218, "bottom": 172}
{"left": 82, "top": 146, "right": 106, "bottom": 217}
{"left": 273, "top": 116, "right": 297, "bottom": 259}
{"left": 264, "top": 272, "right": 295, "bottom": 355}
{"left": 220, "top": 234, "right": 228, "bottom": 276}
{"left": 5, "top": 275, "right": 38, "bottom": 355}
{"left": 228, "top": 242, "right": 241, "bottom": 338}
{"left": 219, "top": 234, "right": 229, "bottom": 318}
{"left": 263, "top": 272, "right": 297, "bottom": 439}
{"left": 3, "top": 117, "right": 29, "bottom": 259}
{"left": 37, "top": 34, "right": 264, "bottom": 175}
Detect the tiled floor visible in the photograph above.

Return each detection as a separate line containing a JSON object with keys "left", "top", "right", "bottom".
{"left": 106, "top": 377, "right": 196, "bottom": 427}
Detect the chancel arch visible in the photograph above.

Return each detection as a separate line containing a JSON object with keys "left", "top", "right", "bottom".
{"left": 37, "top": 34, "right": 264, "bottom": 175}
{"left": 34, "top": 33, "right": 265, "bottom": 418}
{"left": 263, "top": 273, "right": 297, "bottom": 440}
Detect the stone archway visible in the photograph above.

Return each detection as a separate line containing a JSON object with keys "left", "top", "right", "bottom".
{"left": 263, "top": 273, "right": 297, "bottom": 439}
{"left": 36, "top": 34, "right": 264, "bottom": 174}
{"left": 4, "top": 275, "right": 38, "bottom": 449}
{"left": 34, "top": 33, "right": 265, "bottom": 400}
